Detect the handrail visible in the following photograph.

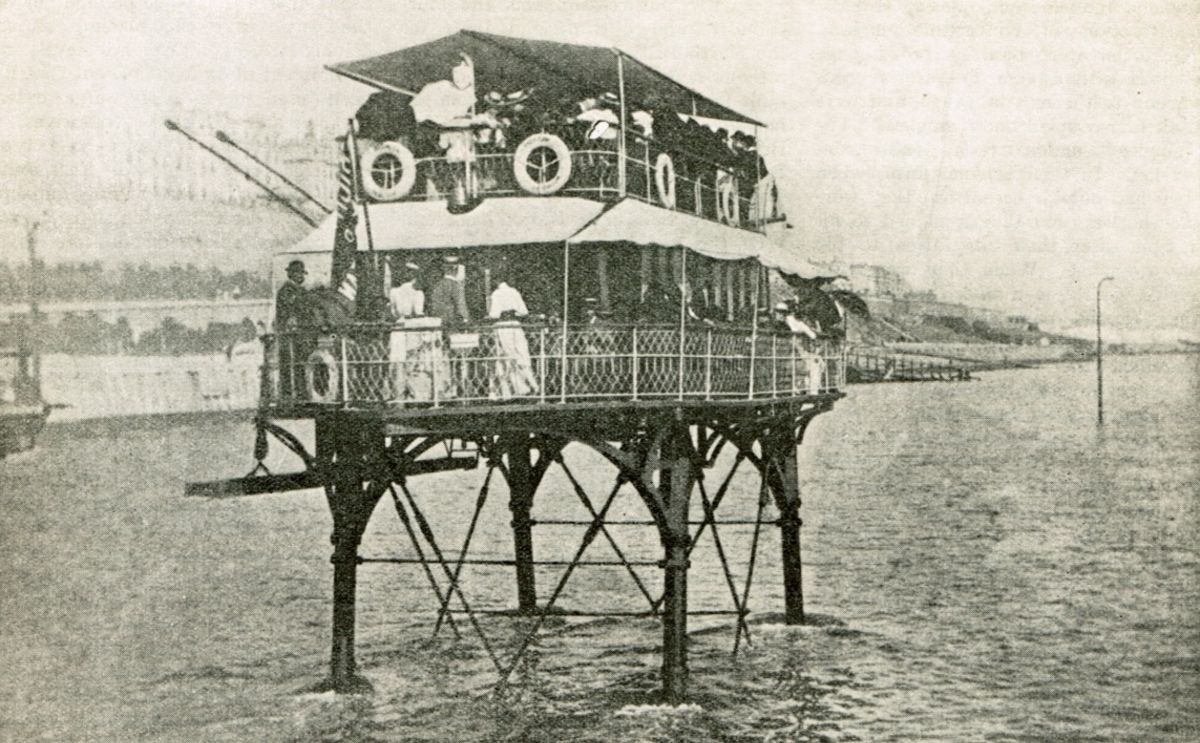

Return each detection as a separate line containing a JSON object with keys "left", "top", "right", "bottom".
{"left": 263, "top": 320, "right": 843, "bottom": 411}
{"left": 371, "top": 144, "right": 765, "bottom": 232}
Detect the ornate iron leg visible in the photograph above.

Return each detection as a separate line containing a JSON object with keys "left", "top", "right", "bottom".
{"left": 659, "top": 425, "right": 695, "bottom": 703}
{"left": 505, "top": 435, "right": 539, "bottom": 614}
{"left": 317, "top": 416, "right": 384, "bottom": 693}
{"left": 766, "top": 427, "right": 807, "bottom": 625}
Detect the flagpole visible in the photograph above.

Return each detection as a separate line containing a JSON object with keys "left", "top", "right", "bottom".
{"left": 346, "top": 119, "right": 375, "bottom": 253}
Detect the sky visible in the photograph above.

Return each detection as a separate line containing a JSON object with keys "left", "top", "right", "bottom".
{"left": 0, "top": 0, "right": 1196, "bottom": 338}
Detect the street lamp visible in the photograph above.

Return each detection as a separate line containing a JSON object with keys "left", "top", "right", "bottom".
{"left": 1096, "top": 276, "right": 1114, "bottom": 425}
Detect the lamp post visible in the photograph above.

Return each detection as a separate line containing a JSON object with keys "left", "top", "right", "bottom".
{"left": 1096, "top": 276, "right": 1114, "bottom": 425}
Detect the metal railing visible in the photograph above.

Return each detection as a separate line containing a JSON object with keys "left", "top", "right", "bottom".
{"left": 622, "top": 132, "right": 762, "bottom": 230}
{"left": 385, "top": 136, "right": 764, "bottom": 232}
{"left": 263, "top": 321, "right": 843, "bottom": 411}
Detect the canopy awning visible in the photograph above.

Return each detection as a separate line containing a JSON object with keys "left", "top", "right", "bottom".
{"left": 328, "top": 29, "right": 764, "bottom": 127}
{"left": 284, "top": 196, "right": 829, "bottom": 281}
{"left": 757, "top": 241, "right": 834, "bottom": 280}
{"left": 567, "top": 198, "right": 767, "bottom": 260}
{"left": 290, "top": 197, "right": 606, "bottom": 253}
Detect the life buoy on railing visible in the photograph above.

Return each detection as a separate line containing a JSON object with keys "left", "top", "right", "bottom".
{"left": 305, "top": 349, "right": 340, "bottom": 404}
{"left": 513, "top": 133, "right": 572, "bottom": 195}
{"left": 653, "top": 152, "right": 677, "bottom": 208}
{"left": 749, "top": 174, "right": 777, "bottom": 224}
{"left": 360, "top": 140, "right": 417, "bottom": 201}
{"left": 716, "top": 172, "right": 740, "bottom": 225}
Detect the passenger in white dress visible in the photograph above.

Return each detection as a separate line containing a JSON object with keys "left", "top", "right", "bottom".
{"left": 487, "top": 267, "right": 538, "bottom": 399}
{"left": 388, "top": 261, "right": 443, "bottom": 402}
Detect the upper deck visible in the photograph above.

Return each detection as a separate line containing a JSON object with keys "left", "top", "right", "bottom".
{"left": 335, "top": 30, "right": 776, "bottom": 235}
{"left": 256, "top": 31, "right": 842, "bottom": 427}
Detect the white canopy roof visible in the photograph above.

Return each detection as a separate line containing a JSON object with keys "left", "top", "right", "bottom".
{"left": 289, "top": 197, "right": 605, "bottom": 253}
{"left": 567, "top": 198, "right": 768, "bottom": 261}
{"left": 284, "top": 196, "right": 828, "bottom": 279}
{"left": 757, "top": 231, "right": 834, "bottom": 279}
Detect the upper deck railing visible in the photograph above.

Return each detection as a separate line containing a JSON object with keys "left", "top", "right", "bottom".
{"left": 362, "top": 128, "right": 768, "bottom": 233}
{"left": 263, "top": 321, "right": 842, "bottom": 414}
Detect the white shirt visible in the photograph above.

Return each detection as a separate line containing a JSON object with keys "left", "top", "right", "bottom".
{"left": 488, "top": 282, "right": 529, "bottom": 319}
{"left": 631, "top": 110, "right": 653, "bottom": 139}
{"left": 576, "top": 108, "right": 619, "bottom": 140}
{"left": 389, "top": 281, "right": 425, "bottom": 319}
{"left": 785, "top": 314, "right": 818, "bottom": 339}
{"left": 410, "top": 79, "right": 475, "bottom": 126}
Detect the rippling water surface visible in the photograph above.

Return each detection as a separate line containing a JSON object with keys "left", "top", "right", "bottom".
{"left": 1, "top": 354, "right": 1196, "bottom": 742}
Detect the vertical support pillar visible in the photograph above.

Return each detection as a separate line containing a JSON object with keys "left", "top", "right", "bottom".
{"left": 316, "top": 414, "right": 384, "bottom": 693}
{"left": 766, "top": 433, "right": 804, "bottom": 625}
{"left": 597, "top": 248, "right": 611, "bottom": 315}
{"left": 659, "top": 423, "right": 694, "bottom": 703}
{"left": 506, "top": 435, "right": 538, "bottom": 614}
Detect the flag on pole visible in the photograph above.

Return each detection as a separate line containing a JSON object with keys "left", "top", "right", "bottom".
{"left": 329, "top": 135, "right": 358, "bottom": 290}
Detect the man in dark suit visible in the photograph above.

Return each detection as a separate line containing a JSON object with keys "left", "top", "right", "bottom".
{"left": 275, "top": 260, "right": 307, "bottom": 331}
{"left": 274, "top": 260, "right": 308, "bottom": 399}
{"left": 428, "top": 256, "right": 470, "bottom": 327}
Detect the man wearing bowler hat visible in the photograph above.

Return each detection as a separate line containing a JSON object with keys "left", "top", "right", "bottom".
{"left": 275, "top": 259, "right": 310, "bottom": 399}
{"left": 275, "top": 260, "right": 308, "bottom": 331}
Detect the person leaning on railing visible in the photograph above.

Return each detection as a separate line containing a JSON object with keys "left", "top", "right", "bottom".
{"left": 425, "top": 256, "right": 468, "bottom": 399}
{"left": 487, "top": 264, "right": 538, "bottom": 400}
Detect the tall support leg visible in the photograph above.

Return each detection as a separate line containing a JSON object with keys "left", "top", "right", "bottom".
{"left": 316, "top": 415, "right": 384, "bottom": 693}
{"left": 766, "top": 437, "right": 805, "bottom": 625}
{"left": 659, "top": 425, "right": 695, "bottom": 703}
{"left": 505, "top": 435, "right": 538, "bottom": 614}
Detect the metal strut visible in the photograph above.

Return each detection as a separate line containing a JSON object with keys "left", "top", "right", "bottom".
{"left": 384, "top": 483, "right": 463, "bottom": 641}
{"left": 392, "top": 480, "right": 504, "bottom": 673}
{"left": 733, "top": 469, "right": 770, "bottom": 655}
{"left": 495, "top": 476, "right": 626, "bottom": 691}
{"left": 695, "top": 472, "right": 754, "bottom": 652}
{"left": 556, "top": 456, "right": 658, "bottom": 610}
{"left": 433, "top": 462, "right": 497, "bottom": 636}
{"left": 649, "top": 451, "right": 744, "bottom": 614}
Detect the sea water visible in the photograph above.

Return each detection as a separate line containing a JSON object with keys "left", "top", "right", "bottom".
{"left": 0, "top": 354, "right": 1195, "bottom": 741}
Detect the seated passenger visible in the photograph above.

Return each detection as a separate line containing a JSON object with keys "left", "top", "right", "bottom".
{"left": 638, "top": 279, "right": 678, "bottom": 324}
{"left": 780, "top": 301, "right": 818, "bottom": 339}
{"left": 574, "top": 93, "right": 620, "bottom": 142}
{"left": 355, "top": 91, "right": 416, "bottom": 142}
{"left": 304, "top": 272, "right": 357, "bottom": 329}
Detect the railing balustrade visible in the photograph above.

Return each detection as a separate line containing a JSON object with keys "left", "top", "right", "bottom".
{"left": 263, "top": 322, "right": 843, "bottom": 411}
{"left": 377, "top": 134, "right": 765, "bottom": 232}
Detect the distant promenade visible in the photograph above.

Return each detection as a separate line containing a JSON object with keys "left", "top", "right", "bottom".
{"left": 0, "top": 298, "right": 272, "bottom": 338}
{"left": 40, "top": 351, "right": 260, "bottom": 421}
{"left": 885, "top": 342, "right": 1088, "bottom": 365}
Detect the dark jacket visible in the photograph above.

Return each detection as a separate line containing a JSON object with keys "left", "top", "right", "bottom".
{"left": 428, "top": 276, "right": 470, "bottom": 325}
{"left": 275, "top": 281, "right": 306, "bottom": 330}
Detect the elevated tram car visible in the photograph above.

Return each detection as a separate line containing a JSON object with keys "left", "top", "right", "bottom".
{"left": 191, "top": 30, "right": 846, "bottom": 702}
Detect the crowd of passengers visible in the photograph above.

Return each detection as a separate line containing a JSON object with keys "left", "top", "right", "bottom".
{"left": 355, "top": 53, "right": 769, "bottom": 212}
{"left": 274, "top": 253, "right": 841, "bottom": 403}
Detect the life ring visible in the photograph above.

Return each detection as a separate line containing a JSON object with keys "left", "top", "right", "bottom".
{"left": 360, "top": 140, "right": 417, "bottom": 201}
{"left": 750, "top": 174, "right": 776, "bottom": 223}
{"left": 513, "top": 133, "right": 573, "bottom": 195}
{"left": 653, "top": 153, "right": 677, "bottom": 208}
{"left": 305, "top": 349, "right": 340, "bottom": 403}
{"left": 716, "top": 172, "right": 740, "bottom": 225}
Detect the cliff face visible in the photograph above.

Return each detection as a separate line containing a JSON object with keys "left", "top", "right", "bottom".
{"left": 847, "top": 306, "right": 1091, "bottom": 358}
{"left": 3, "top": 107, "right": 334, "bottom": 269}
